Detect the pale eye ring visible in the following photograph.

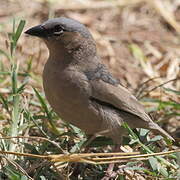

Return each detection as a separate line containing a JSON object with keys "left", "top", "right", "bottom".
{"left": 53, "top": 30, "right": 64, "bottom": 36}
{"left": 53, "top": 25, "right": 64, "bottom": 36}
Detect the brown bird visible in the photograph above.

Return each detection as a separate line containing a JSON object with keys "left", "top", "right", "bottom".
{"left": 25, "top": 17, "right": 174, "bottom": 144}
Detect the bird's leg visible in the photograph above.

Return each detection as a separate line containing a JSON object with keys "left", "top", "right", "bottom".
{"left": 82, "top": 134, "right": 98, "bottom": 149}
{"left": 80, "top": 130, "right": 110, "bottom": 151}
{"left": 80, "top": 133, "right": 99, "bottom": 152}
{"left": 101, "top": 144, "right": 120, "bottom": 180}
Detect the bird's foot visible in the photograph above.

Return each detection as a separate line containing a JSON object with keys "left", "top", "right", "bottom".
{"left": 101, "top": 171, "right": 117, "bottom": 180}
{"left": 101, "top": 163, "right": 116, "bottom": 180}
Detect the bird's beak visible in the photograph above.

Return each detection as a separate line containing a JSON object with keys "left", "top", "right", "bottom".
{"left": 25, "top": 25, "right": 47, "bottom": 38}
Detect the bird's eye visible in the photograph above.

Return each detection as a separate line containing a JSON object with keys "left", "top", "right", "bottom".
{"left": 53, "top": 25, "right": 64, "bottom": 36}
{"left": 54, "top": 25, "right": 62, "bottom": 32}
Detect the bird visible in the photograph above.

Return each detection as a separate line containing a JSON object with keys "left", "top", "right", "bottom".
{"left": 25, "top": 17, "right": 174, "bottom": 145}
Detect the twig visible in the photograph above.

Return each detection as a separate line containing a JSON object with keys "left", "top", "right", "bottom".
{"left": 149, "top": 0, "right": 180, "bottom": 33}
{"left": 91, "top": 150, "right": 179, "bottom": 161}
{"left": 139, "top": 78, "right": 179, "bottom": 99}
{"left": 0, "top": 149, "right": 179, "bottom": 167}
{"left": 53, "top": 0, "right": 144, "bottom": 11}
{"left": 135, "top": 77, "right": 161, "bottom": 99}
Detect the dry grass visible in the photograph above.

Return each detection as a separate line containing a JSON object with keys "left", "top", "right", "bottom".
{"left": 0, "top": 0, "right": 179, "bottom": 179}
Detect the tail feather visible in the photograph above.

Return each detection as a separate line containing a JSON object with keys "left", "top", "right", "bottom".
{"left": 149, "top": 123, "right": 174, "bottom": 141}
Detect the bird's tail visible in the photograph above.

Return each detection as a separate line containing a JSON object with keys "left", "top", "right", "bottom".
{"left": 149, "top": 122, "right": 174, "bottom": 141}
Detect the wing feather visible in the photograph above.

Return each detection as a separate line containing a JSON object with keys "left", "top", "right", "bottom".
{"left": 90, "top": 80, "right": 174, "bottom": 141}
{"left": 91, "top": 80, "right": 151, "bottom": 122}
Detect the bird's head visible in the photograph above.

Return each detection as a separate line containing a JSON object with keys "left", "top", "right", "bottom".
{"left": 25, "top": 17, "right": 96, "bottom": 59}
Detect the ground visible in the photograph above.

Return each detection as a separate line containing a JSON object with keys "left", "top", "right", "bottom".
{"left": 0, "top": 0, "right": 179, "bottom": 179}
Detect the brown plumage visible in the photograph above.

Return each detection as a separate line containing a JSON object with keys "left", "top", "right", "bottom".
{"left": 25, "top": 17, "right": 174, "bottom": 143}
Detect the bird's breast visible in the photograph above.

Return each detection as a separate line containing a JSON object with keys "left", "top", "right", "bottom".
{"left": 42, "top": 60, "right": 102, "bottom": 134}
{"left": 43, "top": 60, "right": 89, "bottom": 109}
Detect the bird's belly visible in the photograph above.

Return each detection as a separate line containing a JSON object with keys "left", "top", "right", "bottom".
{"left": 43, "top": 66, "right": 102, "bottom": 134}
{"left": 44, "top": 86, "right": 102, "bottom": 134}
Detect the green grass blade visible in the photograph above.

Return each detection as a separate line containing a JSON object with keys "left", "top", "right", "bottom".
{"left": 0, "top": 93, "right": 9, "bottom": 112}
{"left": 33, "top": 87, "right": 60, "bottom": 135}
{"left": 14, "top": 20, "right": 26, "bottom": 45}
{"left": 0, "top": 49, "right": 11, "bottom": 60}
{"left": 163, "top": 87, "right": 180, "bottom": 95}
{"left": 10, "top": 19, "right": 26, "bottom": 57}
{"left": 11, "top": 65, "right": 18, "bottom": 94}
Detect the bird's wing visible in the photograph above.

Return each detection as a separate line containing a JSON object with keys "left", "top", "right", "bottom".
{"left": 84, "top": 63, "right": 150, "bottom": 122}
{"left": 90, "top": 79, "right": 174, "bottom": 141}
{"left": 85, "top": 63, "right": 174, "bottom": 140}
{"left": 90, "top": 79, "right": 152, "bottom": 123}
